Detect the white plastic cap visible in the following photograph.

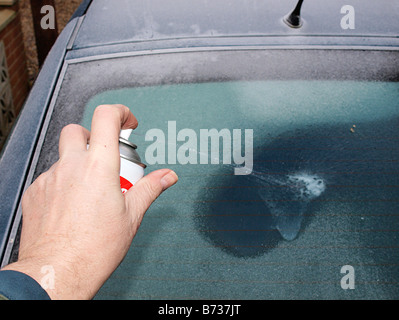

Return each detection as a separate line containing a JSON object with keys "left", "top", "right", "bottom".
{"left": 120, "top": 129, "right": 133, "bottom": 140}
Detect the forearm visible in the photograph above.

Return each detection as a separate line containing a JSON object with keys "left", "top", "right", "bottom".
{"left": 0, "top": 269, "right": 51, "bottom": 300}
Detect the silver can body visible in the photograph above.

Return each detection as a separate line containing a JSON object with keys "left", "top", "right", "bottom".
{"left": 118, "top": 138, "right": 146, "bottom": 193}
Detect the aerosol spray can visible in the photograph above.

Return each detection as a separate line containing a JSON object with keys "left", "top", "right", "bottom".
{"left": 119, "top": 129, "right": 146, "bottom": 193}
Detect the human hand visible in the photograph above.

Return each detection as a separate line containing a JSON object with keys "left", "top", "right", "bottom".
{"left": 2, "top": 105, "right": 178, "bottom": 299}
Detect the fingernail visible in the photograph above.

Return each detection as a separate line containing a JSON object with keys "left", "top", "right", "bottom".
{"left": 160, "top": 171, "right": 178, "bottom": 190}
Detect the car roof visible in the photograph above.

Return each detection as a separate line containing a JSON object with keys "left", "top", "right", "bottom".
{"left": 72, "top": 0, "right": 399, "bottom": 50}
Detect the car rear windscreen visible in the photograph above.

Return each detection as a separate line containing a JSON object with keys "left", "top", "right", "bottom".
{"left": 14, "top": 49, "right": 399, "bottom": 299}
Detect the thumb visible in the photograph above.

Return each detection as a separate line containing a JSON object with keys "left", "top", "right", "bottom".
{"left": 125, "top": 169, "right": 178, "bottom": 222}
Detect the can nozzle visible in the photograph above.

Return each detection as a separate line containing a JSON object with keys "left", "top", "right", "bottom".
{"left": 120, "top": 129, "right": 133, "bottom": 140}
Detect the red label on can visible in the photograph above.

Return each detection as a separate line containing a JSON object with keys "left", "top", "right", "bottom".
{"left": 120, "top": 176, "right": 133, "bottom": 194}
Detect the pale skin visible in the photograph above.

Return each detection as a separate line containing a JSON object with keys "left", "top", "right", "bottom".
{"left": 1, "top": 104, "right": 178, "bottom": 300}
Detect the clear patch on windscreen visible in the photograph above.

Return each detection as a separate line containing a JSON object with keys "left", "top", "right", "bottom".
{"left": 80, "top": 80, "right": 399, "bottom": 299}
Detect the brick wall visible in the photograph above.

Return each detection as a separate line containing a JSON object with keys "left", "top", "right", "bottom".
{"left": 0, "top": 1, "right": 29, "bottom": 150}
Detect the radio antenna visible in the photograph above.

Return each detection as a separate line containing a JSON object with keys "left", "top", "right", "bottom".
{"left": 283, "top": 0, "right": 304, "bottom": 28}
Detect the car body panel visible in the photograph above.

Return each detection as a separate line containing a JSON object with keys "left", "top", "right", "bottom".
{"left": 73, "top": 0, "right": 399, "bottom": 49}
{"left": 0, "top": 20, "right": 79, "bottom": 261}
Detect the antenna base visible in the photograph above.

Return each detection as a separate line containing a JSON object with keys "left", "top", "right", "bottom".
{"left": 283, "top": 0, "right": 304, "bottom": 28}
{"left": 283, "top": 14, "right": 303, "bottom": 28}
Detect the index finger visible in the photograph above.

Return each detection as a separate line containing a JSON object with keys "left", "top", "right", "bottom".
{"left": 89, "top": 104, "right": 138, "bottom": 168}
